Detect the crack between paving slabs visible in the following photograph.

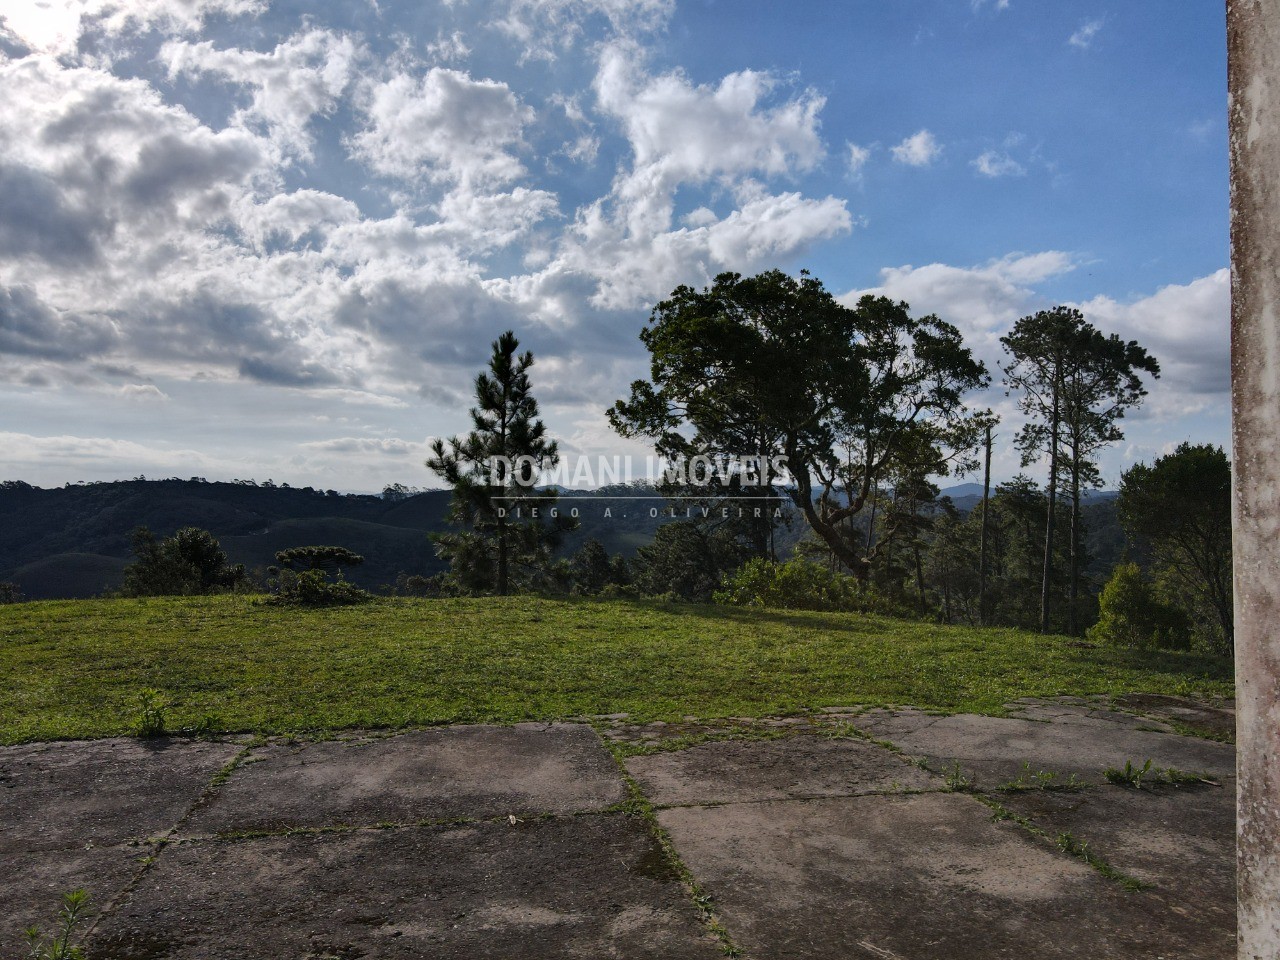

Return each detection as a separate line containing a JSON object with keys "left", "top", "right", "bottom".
{"left": 592, "top": 723, "right": 745, "bottom": 958}
{"left": 149, "top": 804, "right": 646, "bottom": 846}
{"left": 593, "top": 718, "right": 967, "bottom": 957}
{"left": 76, "top": 732, "right": 705, "bottom": 945}
{"left": 610, "top": 712, "right": 1198, "bottom": 939}
{"left": 80, "top": 738, "right": 259, "bottom": 940}
{"left": 835, "top": 718, "right": 1161, "bottom": 895}
{"left": 647, "top": 785, "right": 955, "bottom": 813}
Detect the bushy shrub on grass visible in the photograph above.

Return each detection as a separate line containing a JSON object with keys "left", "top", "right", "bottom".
{"left": 265, "top": 568, "right": 371, "bottom": 608}
{"left": 714, "top": 557, "right": 899, "bottom": 614}
{"left": 121, "top": 526, "right": 248, "bottom": 597}
{"left": 1087, "top": 562, "right": 1191, "bottom": 651}
{"left": 631, "top": 521, "right": 744, "bottom": 602}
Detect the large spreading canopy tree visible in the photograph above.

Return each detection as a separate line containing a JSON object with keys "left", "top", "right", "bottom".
{"left": 609, "top": 270, "right": 988, "bottom": 578}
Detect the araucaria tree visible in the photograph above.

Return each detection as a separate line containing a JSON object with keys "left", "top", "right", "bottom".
{"left": 1001, "top": 307, "right": 1159, "bottom": 634}
{"left": 426, "top": 331, "right": 568, "bottom": 595}
{"left": 610, "top": 270, "right": 988, "bottom": 577}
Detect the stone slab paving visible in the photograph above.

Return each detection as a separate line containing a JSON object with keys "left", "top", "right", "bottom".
{"left": 849, "top": 701, "right": 1236, "bottom": 956}
{"left": 90, "top": 817, "right": 723, "bottom": 960}
{"left": 181, "top": 723, "right": 625, "bottom": 836}
{"left": 999, "top": 782, "right": 1236, "bottom": 950}
{"left": 1111, "top": 692, "right": 1237, "bottom": 740}
{"left": 851, "top": 703, "right": 1235, "bottom": 787}
{"left": 0, "top": 699, "right": 1237, "bottom": 959}
{"left": 0, "top": 737, "right": 243, "bottom": 933}
{"left": 4, "top": 847, "right": 147, "bottom": 935}
{"left": 0, "top": 738, "right": 242, "bottom": 852}
{"left": 656, "top": 792, "right": 1223, "bottom": 959}
{"left": 625, "top": 735, "right": 937, "bottom": 806}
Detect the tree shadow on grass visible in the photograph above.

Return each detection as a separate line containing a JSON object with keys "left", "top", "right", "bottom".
{"left": 1083, "top": 644, "right": 1235, "bottom": 684}
{"left": 593, "top": 597, "right": 1235, "bottom": 684}
{"left": 605, "top": 597, "right": 896, "bottom": 637}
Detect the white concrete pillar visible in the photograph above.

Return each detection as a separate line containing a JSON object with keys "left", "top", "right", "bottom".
{"left": 1228, "top": 2, "right": 1280, "bottom": 957}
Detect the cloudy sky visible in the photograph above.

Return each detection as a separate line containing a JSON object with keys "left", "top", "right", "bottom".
{"left": 0, "top": 0, "right": 1227, "bottom": 490}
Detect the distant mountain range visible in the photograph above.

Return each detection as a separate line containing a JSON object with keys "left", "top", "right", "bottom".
{"left": 0, "top": 478, "right": 1120, "bottom": 600}
{"left": 0, "top": 479, "right": 684, "bottom": 599}
{"left": 936, "top": 482, "right": 1118, "bottom": 514}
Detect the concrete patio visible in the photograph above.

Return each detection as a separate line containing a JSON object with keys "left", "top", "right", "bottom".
{"left": 0, "top": 696, "right": 1235, "bottom": 959}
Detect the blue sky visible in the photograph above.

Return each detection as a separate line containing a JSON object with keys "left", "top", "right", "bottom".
{"left": 0, "top": 0, "right": 1229, "bottom": 490}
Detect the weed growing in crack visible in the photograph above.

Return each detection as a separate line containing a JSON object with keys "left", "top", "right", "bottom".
{"left": 1055, "top": 833, "right": 1148, "bottom": 891}
{"left": 595, "top": 729, "right": 742, "bottom": 957}
{"left": 612, "top": 727, "right": 790, "bottom": 759}
{"left": 1105, "top": 759, "right": 1217, "bottom": 789}
{"left": 132, "top": 688, "right": 169, "bottom": 738}
{"left": 178, "top": 713, "right": 222, "bottom": 739}
{"left": 1163, "top": 767, "right": 1219, "bottom": 787}
{"left": 975, "top": 794, "right": 1148, "bottom": 892}
{"left": 23, "top": 890, "right": 90, "bottom": 960}
{"left": 944, "top": 762, "right": 974, "bottom": 791}
{"left": 998, "top": 762, "right": 1087, "bottom": 793}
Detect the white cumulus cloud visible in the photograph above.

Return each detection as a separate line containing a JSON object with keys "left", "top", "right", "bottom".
{"left": 350, "top": 68, "right": 535, "bottom": 186}
{"left": 1069, "top": 19, "right": 1104, "bottom": 50}
{"left": 891, "top": 129, "right": 941, "bottom": 167}
{"left": 162, "top": 29, "right": 363, "bottom": 159}
{"left": 972, "top": 149, "right": 1025, "bottom": 178}
{"left": 847, "top": 142, "right": 871, "bottom": 177}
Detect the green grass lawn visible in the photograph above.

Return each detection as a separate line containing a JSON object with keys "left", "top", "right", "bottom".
{"left": 0, "top": 595, "right": 1234, "bottom": 744}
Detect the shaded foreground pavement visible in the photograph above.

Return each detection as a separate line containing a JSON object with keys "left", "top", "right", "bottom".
{"left": 1, "top": 696, "right": 1236, "bottom": 959}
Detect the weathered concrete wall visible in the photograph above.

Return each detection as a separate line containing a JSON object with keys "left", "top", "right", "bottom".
{"left": 1228, "top": 2, "right": 1280, "bottom": 957}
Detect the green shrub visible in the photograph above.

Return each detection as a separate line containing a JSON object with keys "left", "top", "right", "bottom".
{"left": 1087, "top": 563, "right": 1191, "bottom": 651}
{"left": 121, "top": 526, "right": 247, "bottom": 597}
{"left": 567, "top": 539, "right": 631, "bottom": 595}
{"left": 714, "top": 557, "right": 896, "bottom": 614}
{"left": 393, "top": 572, "right": 456, "bottom": 597}
{"left": 265, "top": 568, "right": 372, "bottom": 608}
{"left": 598, "top": 581, "right": 637, "bottom": 600}
{"left": 631, "top": 522, "right": 743, "bottom": 602}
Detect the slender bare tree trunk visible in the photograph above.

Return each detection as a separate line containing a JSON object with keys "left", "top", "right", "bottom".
{"left": 497, "top": 413, "right": 509, "bottom": 597}
{"left": 914, "top": 542, "right": 927, "bottom": 615}
{"left": 1040, "top": 377, "right": 1061, "bottom": 634}
{"left": 1068, "top": 446, "right": 1081, "bottom": 635}
{"left": 979, "top": 424, "right": 992, "bottom": 626}
{"left": 497, "top": 512, "right": 508, "bottom": 596}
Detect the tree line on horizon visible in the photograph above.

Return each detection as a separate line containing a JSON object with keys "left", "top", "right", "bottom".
{"left": 420, "top": 269, "right": 1231, "bottom": 656}
{"left": 2, "top": 268, "right": 1228, "bottom": 657}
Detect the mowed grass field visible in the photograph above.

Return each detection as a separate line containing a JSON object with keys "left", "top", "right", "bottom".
{"left": 0, "top": 595, "right": 1234, "bottom": 744}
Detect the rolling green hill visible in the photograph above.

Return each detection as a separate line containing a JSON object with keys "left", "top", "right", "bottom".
{"left": 221, "top": 517, "right": 442, "bottom": 586}
{"left": 5, "top": 553, "right": 130, "bottom": 600}
{"left": 0, "top": 479, "right": 453, "bottom": 597}
{"left": 0, "top": 595, "right": 1233, "bottom": 744}
{"left": 0, "top": 479, "right": 680, "bottom": 598}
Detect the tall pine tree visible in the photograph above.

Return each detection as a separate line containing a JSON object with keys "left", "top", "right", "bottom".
{"left": 1002, "top": 308, "right": 1158, "bottom": 633}
{"left": 426, "top": 331, "right": 568, "bottom": 595}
